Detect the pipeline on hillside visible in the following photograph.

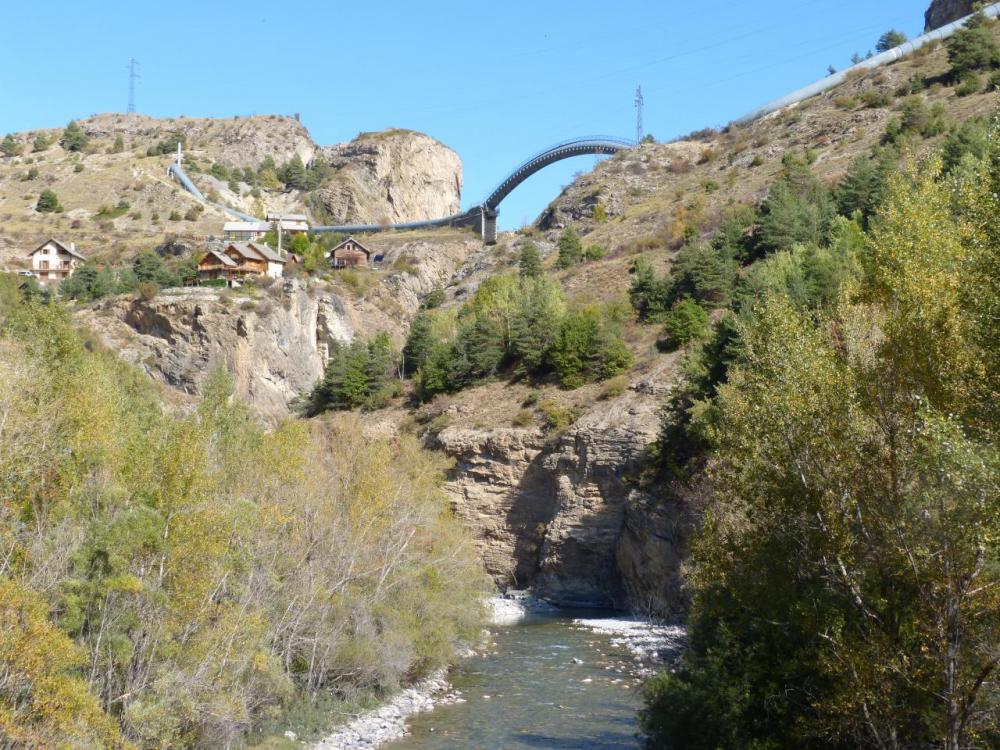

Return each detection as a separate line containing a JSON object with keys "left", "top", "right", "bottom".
{"left": 733, "top": 1, "right": 1000, "bottom": 126}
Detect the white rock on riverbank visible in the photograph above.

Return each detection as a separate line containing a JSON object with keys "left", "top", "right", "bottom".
{"left": 573, "top": 617, "right": 685, "bottom": 671}
{"left": 309, "top": 670, "right": 457, "bottom": 750}
{"left": 488, "top": 591, "right": 558, "bottom": 624}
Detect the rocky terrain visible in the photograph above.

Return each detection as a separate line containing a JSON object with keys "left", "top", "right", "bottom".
{"left": 0, "top": 114, "right": 462, "bottom": 268}
{"left": 926, "top": 0, "right": 977, "bottom": 29}
{"left": 314, "top": 130, "right": 463, "bottom": 225}
{"left": 76, "top": 230, "right": 479, "bottom": 422}
{"left": 62, "top": 5, "right": 1000, "bottom": 621}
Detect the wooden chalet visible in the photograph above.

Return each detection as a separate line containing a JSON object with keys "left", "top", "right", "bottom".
{"left": 326, "top": 237, "right": 372, "bottom": 268}
{"left": 197, "top": 241, "right": 286, "bottom": 285}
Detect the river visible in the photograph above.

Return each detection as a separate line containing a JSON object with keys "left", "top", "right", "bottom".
{"left": 384, "top": 611, "right": 681, "bottom": 750}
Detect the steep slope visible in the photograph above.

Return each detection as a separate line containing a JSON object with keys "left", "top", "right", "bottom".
{"left": 76, "top": 229, "right": 479, "bottom": 422}
{"left": 0, "top": 114, "right": 462, "bottom": 268}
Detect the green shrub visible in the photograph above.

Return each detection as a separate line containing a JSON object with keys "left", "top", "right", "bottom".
{"left": 663, "top": 299, "right": 710, "bottom": 349}
{"left": 860, "top": 89, "right": 892, "bottom": 108}
{"left": 183, "top": 205, "right": 203, "bottom": 221}
{"left": 31, "top": 133, "right": 50, "bottom": 153}
{"left": 598, "top": 375, "right": 629, "bottom": 400}
{"left": 511, "top": 409, "right": 535, "bottom": 427}
{"left": 946, "top": 13, "right": 1000, "bottom": 79}
{"left": 35, "top": 189, "right": 61, "bottom": 213}
{"left": 538, "top": 399, "right": 579, "bottom": 432}
{"left": 593, "top": 203, "right": 608, "bottom": 223}
{"left": 96, "top": 200, "right": 130, "bottom": 219}
{"left": 583, "top": 244, "right": 606, "bottom": 261}
{"left": 832, "top": 96, "right": 858, "bottom": 110}
{"left": 0, "top": 134, "right": 22, "bottom": 157}
{"left": 956, "top": 72, "right": 982, "bottom": 96}
{"left": 168, "top": 210, "right": 182, "bottom": 221}
{"left": 60, "top": 120, "right": 88, "bottom": 152}
{"left": 109, "top": 135, "right": 125, "bottom": 154}
{"left": 73, "top": 162, "right": 84, "bottom": 173}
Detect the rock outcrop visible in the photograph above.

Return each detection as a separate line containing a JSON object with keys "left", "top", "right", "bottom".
{"left": 925, "top": 0, "right": 976, "bottom": 30}
{"left": 315, "top": 130, "right": 463, "bottom": 225}
{"left": 431, "top": 367, "right": 689, "bottom": 616}
{"left": 76, "top": 234, "right": 479, "bottom": 421}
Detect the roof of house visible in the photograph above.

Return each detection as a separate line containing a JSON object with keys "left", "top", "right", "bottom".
{"left": 28, "top": 238, "right": 86, "bottom": 261}
{"left": 328, "top": 236, "right": 372, "bottom": 257}
{"left": 226, "top": 241, "right": 285, "bottom": 264}
{"left": 249, "top": 241, "right": 284, "bottom": 263}
{"left": 201, "top": 249, "right": 237, "bottom": 267}
{"left": 223, "top": 221, "right": 269, "bottom": 233}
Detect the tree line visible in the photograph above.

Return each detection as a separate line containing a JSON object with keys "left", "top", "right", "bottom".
{"left": 638, "top": 107, "right": 1000, "bottom": 749}
{"left": 0, "top": 289, "right": 485, "bottom": 748}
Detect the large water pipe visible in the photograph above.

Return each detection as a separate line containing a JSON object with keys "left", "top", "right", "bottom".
{"left": 733, "top": 2, "right": 1000, "bottom": 126}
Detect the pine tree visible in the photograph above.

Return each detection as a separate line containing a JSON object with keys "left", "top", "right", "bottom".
{"left": 518, "top": 241, "right": 543, "bottom": 278}
{"left": 278, "top": 154, "right": 308, "bottom": 190}
{"left": 555, "top": 227, "right": 583, "bottom": 268}
{"left": 60, "top": 120, "right": 88, "bottom": 152}
{"left": 35, "top": 189, "right": 61, "bottom": 213}
{"left": 403, "top": 312, "right": 435, "bottom": 376}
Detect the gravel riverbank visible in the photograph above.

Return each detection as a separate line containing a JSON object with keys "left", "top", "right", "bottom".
{"left": 308, "top": 670, "right": 460, "bottom": 750}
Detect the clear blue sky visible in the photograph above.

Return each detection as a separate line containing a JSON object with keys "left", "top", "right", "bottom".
{"left": 0, "top": 0, "right": 926, "bottom": 229}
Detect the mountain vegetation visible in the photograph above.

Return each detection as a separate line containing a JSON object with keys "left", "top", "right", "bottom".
{"left": 639, "top": 108, "right": 1000, "bottom": 750}
{"left": 0, "top": 288, "right": 485, "bottom": 747}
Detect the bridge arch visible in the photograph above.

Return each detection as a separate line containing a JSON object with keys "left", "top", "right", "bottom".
{"left": 480, "top": 136, "right": 634, "bottom": 212}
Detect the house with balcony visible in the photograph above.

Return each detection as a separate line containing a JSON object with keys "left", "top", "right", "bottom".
{"left": 197, "top": 241, "right": 285, "bottom": 286}
{"left": 27, "top": 239, "right": 86, "bottom": 286}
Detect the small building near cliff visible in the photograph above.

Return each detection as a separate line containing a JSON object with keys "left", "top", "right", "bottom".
{"left": 197, "top": 241, "right": 285, "bottom": 285}
{"left": 223, "top": 221, "right": 270, "bottom": 242}
{"left": 265, "top": 212, "right": 310, "bottom": 235}
{"left": 27, "top": 239, "right": 86, "bottom": 287}
{"left": 326, "top": 237, "right": 372, "bottom": 268}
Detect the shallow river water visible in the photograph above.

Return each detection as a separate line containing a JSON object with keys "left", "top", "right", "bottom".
{"left": 386, "top": 612, "right": 660, "bottom": 750}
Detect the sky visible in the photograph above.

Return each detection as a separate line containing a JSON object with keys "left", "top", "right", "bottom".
{"left": 0, "top": 0, "right": 927, "bottom": 230}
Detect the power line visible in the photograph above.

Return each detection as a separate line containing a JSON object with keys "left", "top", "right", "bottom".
{"left": 127, "top": 58, "right": 140, "bottom": 114}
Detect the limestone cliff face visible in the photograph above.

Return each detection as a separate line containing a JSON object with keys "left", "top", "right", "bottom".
{"left": 76, "top": 235, "right": 479, "bottom": 422}
{"left": 431, "top": 371, "right": 689, "bottom": 616}
{"left": 79, "top": 281, "right": 350, "bottom": 419}
{"left": 315, "top": 130, "right": 463, "bottom": 225}
{"left": 925, "top": 0, "right": 976, "bottom": 30}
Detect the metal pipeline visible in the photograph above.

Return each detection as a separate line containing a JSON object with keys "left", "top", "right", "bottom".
{"left": 733, "top": 2, "right": 1000, "bottom": 126}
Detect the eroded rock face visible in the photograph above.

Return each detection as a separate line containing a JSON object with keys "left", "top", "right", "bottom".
{"left": 75, "top": 235, "right": 478, "bottom": 422}
{"left": 316, "top": 130, "right": 463, "bottom": 225}
{"left": 81, "top": 280, "right": 352, "bottom": 419}
{"left": 432, "top": 377, "right": 690, "bottom": 616}
{"left": 925, "top": 0, "right": 975, "bottom": 30}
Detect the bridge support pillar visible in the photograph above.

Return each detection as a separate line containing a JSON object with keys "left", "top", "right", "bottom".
{"left": 482, "top": 209, "right": 498, "bottom": 245}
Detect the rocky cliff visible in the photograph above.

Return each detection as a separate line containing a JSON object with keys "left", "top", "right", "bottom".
{"left": 76, "top": 232, "right": 479, "bottom": 421}
{"left": 925, "top": 0, "right": 976, "bottom": 30}
{"left": 314, "top": 130, "right": 463, "bottom": 225}
{"left": 428, "top": 360, "right": 688, "bottom": 617}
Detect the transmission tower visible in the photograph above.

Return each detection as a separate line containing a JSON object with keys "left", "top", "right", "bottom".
{"left": 634, "top": 86, "right": 644, "bottom": 145}
{"left": 127, "top": 58, "right": 140, "bottom": 114}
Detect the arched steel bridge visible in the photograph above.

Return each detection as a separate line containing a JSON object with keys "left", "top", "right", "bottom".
{"left": 170, "top": 136, "right": 634, "bottom": 244}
